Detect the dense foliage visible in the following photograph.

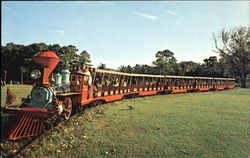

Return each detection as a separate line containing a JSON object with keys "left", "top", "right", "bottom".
{"left": 1, "top": 43, "right": 91, "bottom": 83}
{"left": 118, "top": 55, "right": 224, "bottom": 77}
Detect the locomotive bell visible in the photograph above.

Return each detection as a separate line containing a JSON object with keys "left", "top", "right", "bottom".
{"left": 33, "top": 51, "right": 61, "bottom": 77}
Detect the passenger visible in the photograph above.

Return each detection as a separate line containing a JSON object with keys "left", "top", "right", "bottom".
{"left": 106, "top": 80, "right": 111, "bottom": 86}
{"left": 113, "top": 78, "right": 119, "bottom": 87}
{"left": 150, "top": 80, "right": 155, "bottom": 85}
{"left": 77, "top": 76, "right": 82, "bottom": 85}
{"left": 165, "top": 79, "right": 168, "bottom": 85}
{"left": 104, "top": 76, "right": 111, "bottom": 86}
{"left": 94, "top": 78, "right": 100, "bottom": 92}
{"left": 132, "top": 78, "right": 137, "bottom": 84}
{"left": 194, "top": 80, "right": 198, "bottom": 87}
{"left": 93, "top": 78, "right": 100, "bottom": 97}
{"left": 81, "top": 68, "right": 92, "bottom": 86}
{"left": 123, "top": 80, "right": 127, "bottom": 87}
{"left": 175, "top": 80, "right": 178, "bottom": 86}
{"left": 156, "top": 79, "right": 160, "bottom": 86}
{"left": 85, "top": 72, "right": 93, "bottom": 98}
{"left": 149, "top": 81, "right": 152, "bottom": 85}
{"left": 121, "top": 78, "right": 127, "bottom": 87}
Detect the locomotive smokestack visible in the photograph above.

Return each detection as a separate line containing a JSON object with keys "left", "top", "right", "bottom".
{"left": 33, "top": 51, "right": 61, "bottom": 77}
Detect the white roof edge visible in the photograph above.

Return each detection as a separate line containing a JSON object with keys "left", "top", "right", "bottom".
{"left": 214, "top": 77, "right": 235, "bottom": 80}
{"left": 95, "top": 69, "right": 235, "bottom": 80}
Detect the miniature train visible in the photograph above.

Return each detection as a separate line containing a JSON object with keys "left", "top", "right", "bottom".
{"left": 3, "top": 51, "right": 235, "bottom": 140}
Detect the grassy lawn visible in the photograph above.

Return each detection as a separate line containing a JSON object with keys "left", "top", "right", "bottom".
{"left": 12, "top": 88, "right": 249, "bottom": 158}
{"left": 1, "top": 85, "right": 32, "bottom": 107}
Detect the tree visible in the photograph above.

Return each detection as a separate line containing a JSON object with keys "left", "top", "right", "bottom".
{"left": 48, "top": 44, "right": 62, "bottom": 54}
{"left": 20, "top": 66, "right": 27, "bottom": 84}
{"left": 140, "top": 64, "right": 152, "bottom": 74}
{"left": 132, "top": 64, "right": 142, "bottom": 74}
{"left": 126, "top": 65, "right": 133, "bottom": 73}
{"left": 213, "top": 26, "right": 250, "bottom": 87}
{"left": 192, "top": 63, "right": 204, "bottom": 76}
{"left": 119, "top": 65, "right": 128, "bottom": 72}
{"left": 58, "top": 45, "right": 79, "bottom": 69}
{"left": 1, "top": 43, "right": 27, "bottom": 82}
{"left": 152, "top": 49, "right": 177, "bottom": 75}
{"left": 118, "top": 65, "right": 133, "bottom": 73}
{"left": 202, "top": 56, "right": 223, "bottom": 77}
{"left": 78, "top": 50, "right": 92, "bottom": 66}
{"left": 98, "top": 63, "right": 107, "bottom": 69}
{"left": 177, "top": 61, "right": 199, "bottom": 76}
{"left": 29, "top": 43, "right": 48, "bottom": 53}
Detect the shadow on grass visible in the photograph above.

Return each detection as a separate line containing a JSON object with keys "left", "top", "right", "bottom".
{"left": 119, "top": 108, "right": 134, "bottom": 111}
{"left": 1, "top": 113, "right": 18, "bottom": 142}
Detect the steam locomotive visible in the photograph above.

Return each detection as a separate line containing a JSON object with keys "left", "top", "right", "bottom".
{"left": 3, "top": 51, "right": 236, "bottom": 140}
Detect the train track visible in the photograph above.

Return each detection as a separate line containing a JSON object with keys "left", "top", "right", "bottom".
{"left": 0, "top": 99, "right": 102, "bottom": 158}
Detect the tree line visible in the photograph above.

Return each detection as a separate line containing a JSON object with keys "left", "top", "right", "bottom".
{"left": 117, "top": 50, "right": 225, "bottom": 78}
{"left": 1, "top": 26, "right": 249, "bottom": 87}
{"left": 1, "top": 43, "right": 91, "bottom": 84}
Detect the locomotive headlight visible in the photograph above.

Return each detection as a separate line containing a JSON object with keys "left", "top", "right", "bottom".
{"left": 30, "top": 69, "right": 41, "bottom": 80}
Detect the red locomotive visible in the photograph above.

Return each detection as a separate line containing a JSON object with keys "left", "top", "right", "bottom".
{"left": 3, "top": 51, "right": 236, "bottom": 140}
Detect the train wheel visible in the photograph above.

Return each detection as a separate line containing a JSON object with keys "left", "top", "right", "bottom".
{"left": 63, "top": 97, "right": 72, "bottom": 120}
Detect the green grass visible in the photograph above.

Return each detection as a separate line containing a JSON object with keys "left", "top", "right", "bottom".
{"left": 1, "top": 85, "right": 32, "bottom": 107}
{"left": 15, "top": 88, "right": 250, "bottom": 158}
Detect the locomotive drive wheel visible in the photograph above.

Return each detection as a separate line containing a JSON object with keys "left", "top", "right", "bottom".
{"left": 63, "top": 97, "right": 72, "bottom": 120}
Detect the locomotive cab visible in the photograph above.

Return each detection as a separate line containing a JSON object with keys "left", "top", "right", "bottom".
{"left": 70, "top": 66, "right": 93, "bottom": 102}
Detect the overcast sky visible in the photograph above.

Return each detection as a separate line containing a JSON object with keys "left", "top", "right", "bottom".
{"left": 2, "top": 1, "right": 249, "bottom": 69}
